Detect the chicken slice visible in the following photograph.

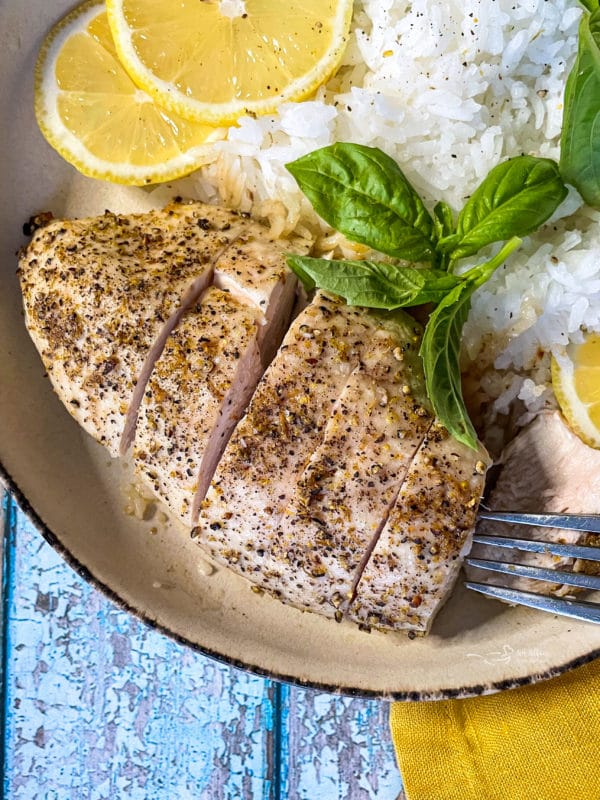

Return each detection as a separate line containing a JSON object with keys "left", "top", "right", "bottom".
{"left": 19, "top": 202, "right": 242, "bottom": 456}
{"left": 196, "top": 293, "right": 439, "bottom": 620}
{"left": 119, "top": 265, "right": 216, "bottom": 454}
{"left": 133, "top": 232, "right": 303, "bottom": 527}
{"left": 196, "top": 293, "right": 371, "bottom": 560}
{"left": 348, "top": 423, "right": 490, "bottom": 633}
{"left": 466, "top": 411, "right": 600, "bottom": 596}
{"left": 263, "top": 333, "right": 433, "bottom": 617}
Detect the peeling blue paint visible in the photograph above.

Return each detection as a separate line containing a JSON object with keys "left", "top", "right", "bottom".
{"left": 2, "top": 495, "right": 403, "bottom": 799}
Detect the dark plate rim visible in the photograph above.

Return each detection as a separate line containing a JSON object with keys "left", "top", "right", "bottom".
{"left": 2, "top": 458, "right": 599, "bottom": 701}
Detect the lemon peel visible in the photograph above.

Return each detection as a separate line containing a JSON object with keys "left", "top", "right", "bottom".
{"left": 35, "top": 0, "right": 224, "bottom": 185}
{"left": 106, "top": 0, "right": 354, "bottom": 125}
{"left": 552, "top": 332, "right": 600, "bottom": 449}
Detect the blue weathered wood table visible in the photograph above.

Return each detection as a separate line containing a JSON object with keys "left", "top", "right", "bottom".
{"left": 1, "top": 492, "right": 405, "bottom": 798}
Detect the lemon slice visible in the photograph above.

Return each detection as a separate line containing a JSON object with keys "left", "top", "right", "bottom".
{"left": 552, "top": 332, "right": 600, "bottom": 449}
{"left": 106, "top": 0, "right": 354, "bottom": 124}
{"left": 35, "top": 0, "right": 223, "bottom": 185}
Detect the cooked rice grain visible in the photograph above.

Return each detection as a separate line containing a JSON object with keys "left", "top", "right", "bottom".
{"left": 171, "top": 0, "right": 600, "bottom": 428}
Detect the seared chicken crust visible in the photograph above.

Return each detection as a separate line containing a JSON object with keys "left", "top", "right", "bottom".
{"left": 19, "top": 202, "right": 242, "bottom": 455}
{"left": 19, "top": 204, "right": 489, "bottom": 634}
{"left": 198, "top": 292, "right": 489, "bottom": 631}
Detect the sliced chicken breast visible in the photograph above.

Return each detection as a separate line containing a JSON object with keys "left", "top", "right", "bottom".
{"left": 262, "top": 321, "right": 434, "bottom": 618}
{"left": 348, "top": 423, "right": 490, "bottom": 633}
{"left": 196, "top": 293, "right": 475, "bottom": 624}
{"left": 133, "top": 232, "right": 303, "bottom": 527}
{"left": 19, "top": 202, "right": 242, "bottom": 455}
{"left": 467, "top": 411, "right": 600, "bottom": 596}
{"left": 196, "top": 292, "right": 378, "bottom": 585}
{"left": 20, "top": 201, "right": 491, "bottom": 634}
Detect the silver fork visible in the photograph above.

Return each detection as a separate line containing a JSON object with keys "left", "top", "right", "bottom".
{"left": 465, "top": 511, "right": 600, "bottom": 623}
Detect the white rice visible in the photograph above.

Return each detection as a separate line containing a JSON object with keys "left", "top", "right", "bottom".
{"left": 174, "top": 0, "right": 600, "bottom": 432}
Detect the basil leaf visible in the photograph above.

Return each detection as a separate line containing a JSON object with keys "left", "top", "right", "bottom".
{"left": 579, "top": 0, "right": 598, "bottom": 13}
{"left": 286, "top": 256, "right": 317, "bottom": 292}
{"left": 432, "top": 201, "right": 455, "bottom": 269}
{"left": 286, "top": 143, "right": 436, "bottom": 263}
{"left": 420, "top": 282, "right": 478, "bottom": 447}
{"left": 287, "top": 256, "right": 461, "bottom": 309}
{"left": 439, "top": 156, "right": 567, "bottom": 262}
{"left": 433, "top": 201, "right": 454, "bottom": 239}
{"left": 560, "top": 10, "right": 600, "bottom": 207}
{"left": 420, "top": 238, "right": 521, "bottom": 448}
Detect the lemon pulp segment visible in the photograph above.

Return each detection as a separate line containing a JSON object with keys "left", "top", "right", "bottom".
{"left": 107, "top": 0, "right": 354, "bottom": 124}
{"left": 552, "top": 333, "right": 600, "bottom": 449}
{"left": 35, "top": 0, "right": 223, "bottom": 185}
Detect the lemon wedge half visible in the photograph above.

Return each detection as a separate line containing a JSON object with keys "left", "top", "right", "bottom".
{"left": 106, "top": 0, "right": 354, "bottom": 125}
{"left": 35, "top": 0, "right": 223, "bottom": 185}
{"left": 552, "top": 332, "right": 600, "bottom": 449}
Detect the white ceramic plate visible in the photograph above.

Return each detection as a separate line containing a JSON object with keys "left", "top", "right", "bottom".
{"left": 2, "top": 0, "right": 600, "bottom": 700}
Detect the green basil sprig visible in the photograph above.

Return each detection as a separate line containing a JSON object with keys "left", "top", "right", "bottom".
{"left": 419, "top": 239, "right": 520, "bottom": 446}
{"left": 433, "top": 201, "right": 454, "bottom": 241}
{"left": 286, "top": 144, "right": 567, "bottom": 448}
{"left": 439, "top": 157, "right": 567, "bottom": 264}
{"left": 286, "top": 257, "right": 460, "bottom": 309}
{"left": 286, "top": 143, "right": 436, "bottom": 263}
{"left": 560, "top": 7, "right": 600, "bottom": 207}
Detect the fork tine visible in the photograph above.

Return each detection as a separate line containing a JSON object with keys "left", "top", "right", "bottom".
{"left": 465, "top": 582, "right": 600, "bottom": 623}
{"left": 466, "top": 557, "right": 600, "bottom": 591}
{"left": 472, "top": 534, "right": 600, "bottom": 561}
{"left": 478, "top": 510, "right": 600, "bottom": 533}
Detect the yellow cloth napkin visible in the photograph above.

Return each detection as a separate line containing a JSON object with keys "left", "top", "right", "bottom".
{"left": 390, "top": 657, "right": 600, "bottom": 800}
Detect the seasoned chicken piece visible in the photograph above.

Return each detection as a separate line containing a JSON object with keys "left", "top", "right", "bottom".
{"left": 19, "top": 202, "right": 242, "bottom": 455}
{"left": 20, "top": 200, "right": 490, "bottom": 634}
{"left": 197, "top": 293, "right": 447, "bottom": 620}
{"left": 263, "top": 327, "right": 433, "bottom": 617}
{"left": 133, "top": 233, "right": 302, "bottom": 527}
{"left": 348, "top": 423, "right": 490, "bottom": 633}
{"left": 196, "top": 293, "right": 374, "bottom": 577}
{"left": 467, "top": 411, "right": 600, "bottom": 596}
